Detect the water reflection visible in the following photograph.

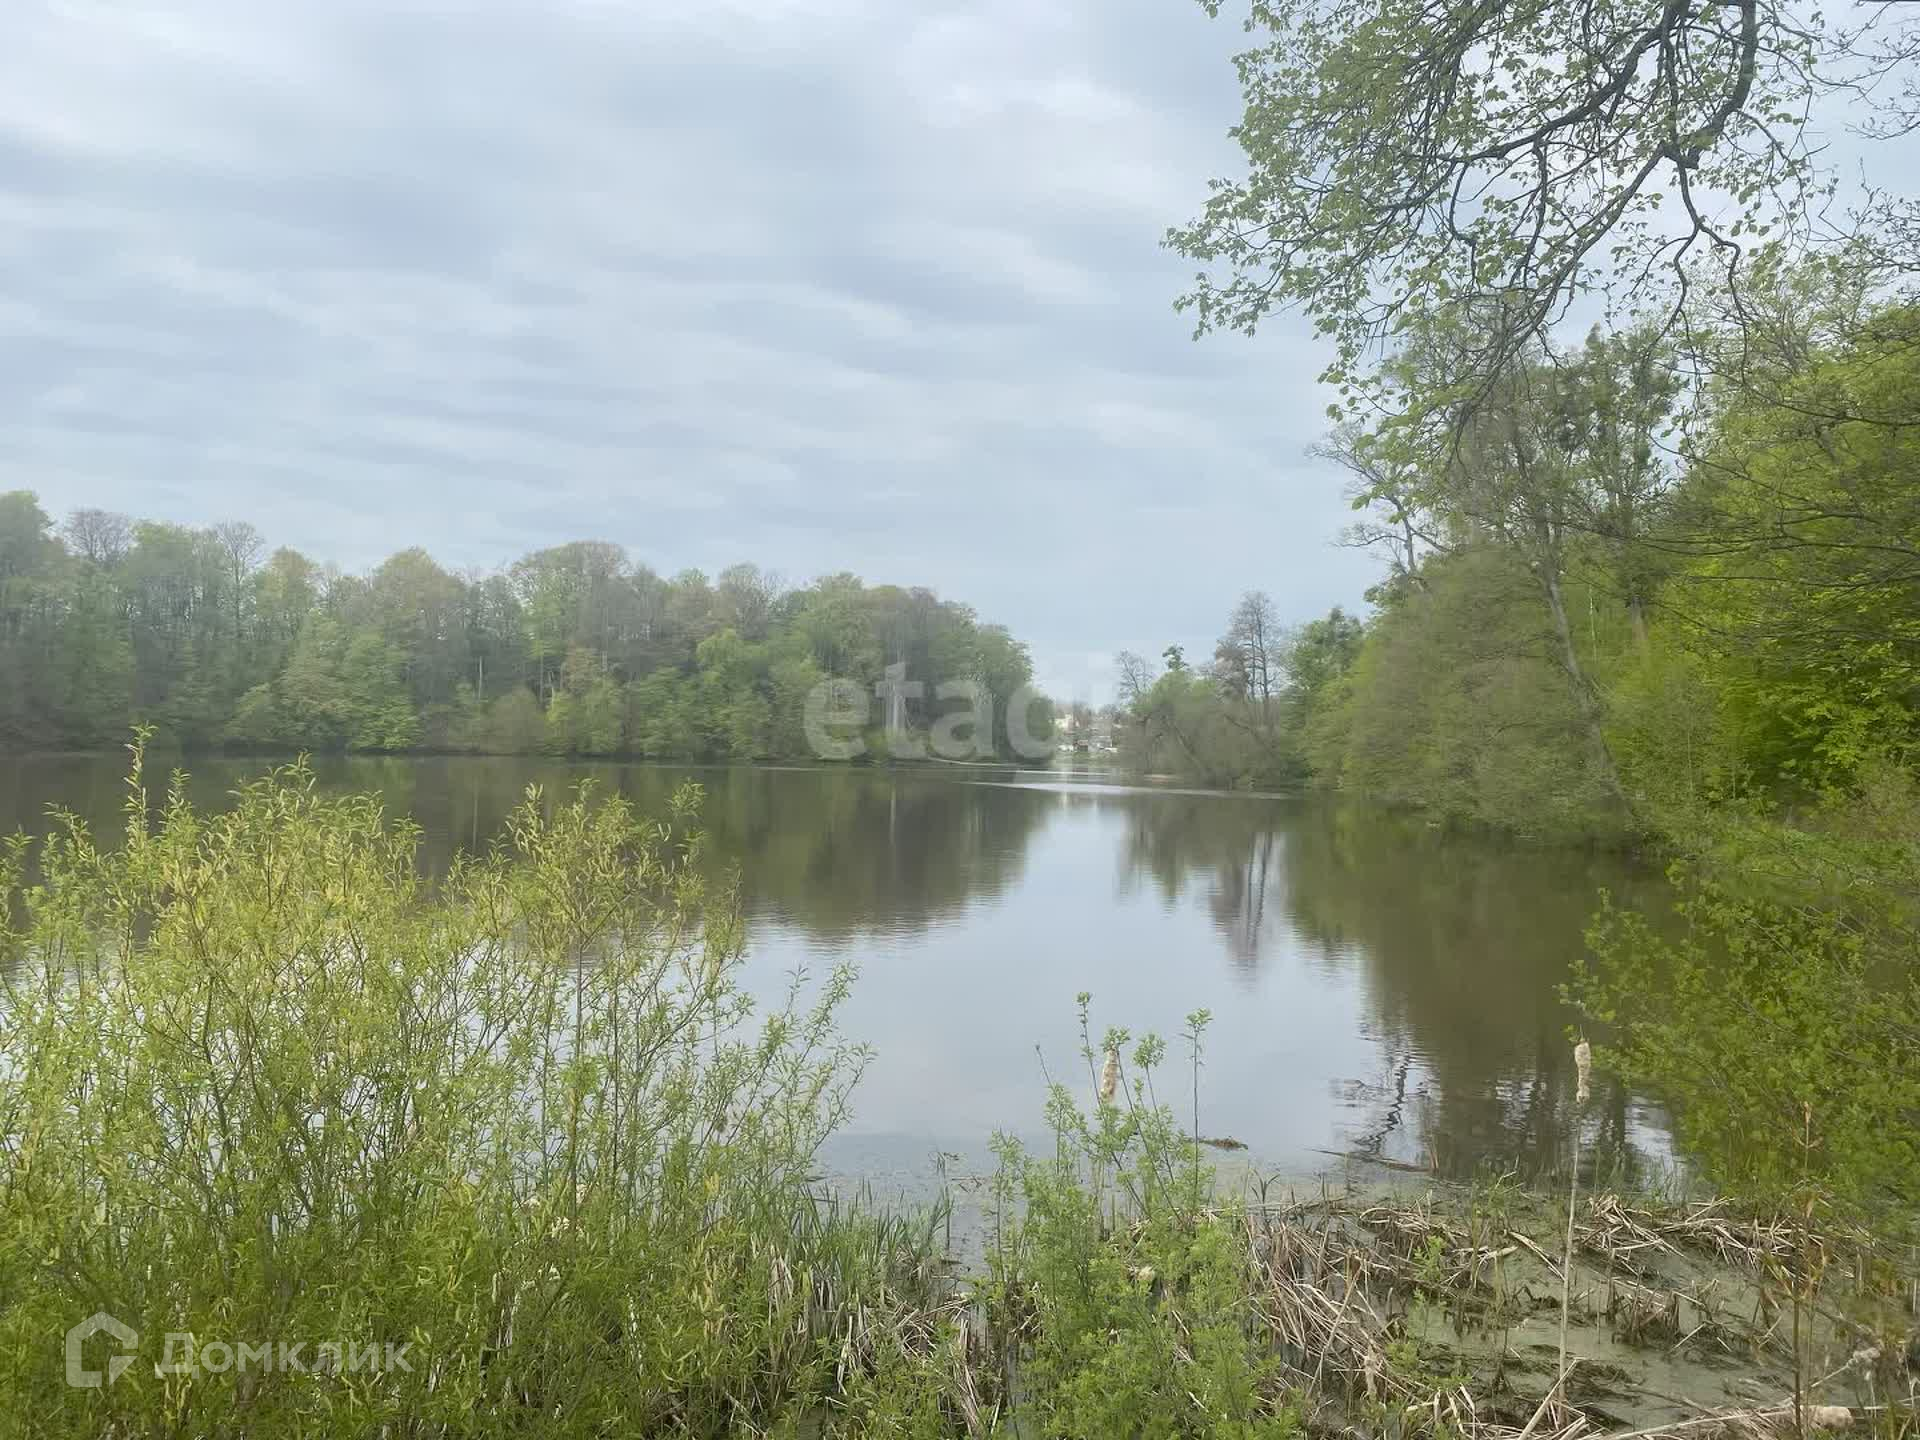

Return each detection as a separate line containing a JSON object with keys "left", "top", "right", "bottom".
{"left": 0, "top": 756, "right": 1674, "bottom": 1183}
{"left": 0, "top": 755, "right": 1052, "bottom": 943}
{"left": 1106, "top": 788, "right": 1673, "bottom": 1181}
{"left": 1114, "top": 791, "right": 1291, "bottom": 975}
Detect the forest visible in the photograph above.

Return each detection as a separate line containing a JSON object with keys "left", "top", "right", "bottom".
{"left": 1103, "top": 258, "right": 1920, "bottom": 1429}
{"left": 0, "top": 497, "right": 1048, "bottom": 762}
{"left": 1116, "top": 290, "right": 1919, "bottom": 846}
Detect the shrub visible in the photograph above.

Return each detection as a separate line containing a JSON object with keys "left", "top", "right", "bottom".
{"left": 984, "top": 1002, "right": 1300, "bottom": 1438}
{"left": 0, "top": 741, "right": 959, "bottom": 1436}
{"left": 1572, "top": 774, "right": 1920, "bottom": 1238}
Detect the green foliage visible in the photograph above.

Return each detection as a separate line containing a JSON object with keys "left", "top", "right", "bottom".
{"left": 1161, "top": 0, "right": 1920, "bottom": 1304}
{"left": 484, "top": 688, "right": 548, "bottom": 753}
{"left": 1169, "top": 162, "right": 1920, "bottom": 1236}
{"left": 985, "top": 1002, "right": 1300, "bottom": 1438}
{"left": 1168, "top": 0, "right": 1866, "bottom": 412}
{"left": 52, "top": 569, "right": 134, "bottom": 746}
{"left": 627, "top": 670, "right": 700, "bottom": 759}
{"left": 695, "top": 629, "right": 772, "bottom": 760}
{"left": 0, "top": 502, "right": 1048, "bottom": 763}
{"left": 540, "top": 648, "right": 626, "bottom": 757}
{"left": 1660, "top": 309, "right": 1920, "bottom": 795}
{"left": 1320, "top": 549, "right": 1627, "bottom": 840}
{"left": 1602, "top": 637, "right": 1743, "bottom": 822}
{"left": 1194, "top": 300, "right": 1918, "bottom": 850}
{"left": 221, "top": 615, "right": 419, "bottom": 753}
{"left": 1115, "top": 597, "right": 1358, "bottom": 790}
{"left": 1573, "top": 789, "right": 1920, "bottom": 1236}
{"left": 1123, "top": 668, "right": 1254, "bottom": 786}
{"left": 1284, "top": 607, "right": 1363, "bottom": 709}
{"left": 0, "top": 744, "right": 964, "bottom": 1436}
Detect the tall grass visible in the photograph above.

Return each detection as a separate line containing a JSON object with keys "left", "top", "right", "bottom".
{"left": 0, "top": 742, "right": 963, "bottom": 1436}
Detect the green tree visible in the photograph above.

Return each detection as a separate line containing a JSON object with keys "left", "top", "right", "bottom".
{"left": 767, "top": 650, "right": 827, "bottom": 759}
{"left": 253, "top": 547, "right": 319, "bottom": 675}
{"left": 0, "top": 493, "right": 61, "bottom": 746}
{"left": 1168, "top": 0, "right": 1917, "bottom": 404}
{"left": 225, "top": 682, "right": 283, "bottom": 749}
{"left": 485, "top": 688, "right": 547, "bottom": 753}
{"left": 1309, "top": 549, "right": 1626, "bottom": 838}
{"left": 56, "top": 567, "right": 134, "bottom": 746}
{"left": 0, "top": 497, "right": 1051, "bottom": 765}
{"left": 364, "top": 547, "right": 468, "bottom": 717}
{"left": 341, "top": 629, "right": 419, "bottom": 751}
{"left": 798, "top": 573, "right": 880, "bottom": 680}
{"left": 276, "top": 614, "right": 356, "bottom": 749}
{"left": 628, "top": 670, "right": 698, "bottom": 759}
{"left": 1284, "top": 606, "right": 1363, "bottom": 707}
{"left": 696, "top": 629, "right": 770, "bottom": 760}
{"left": 1663, "top": 309, "right": 1920, "bottom": 792}
{"left": 1575, "top": 793, "right": 1920, "bottom": 1237}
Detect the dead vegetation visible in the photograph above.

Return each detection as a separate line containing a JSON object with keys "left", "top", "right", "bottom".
{"left": 829, "top": 1179, "right": 1918, "bottom": 1437}
{"left": 903, "top": 1172, "right": 1916, "bottom": 1436}
{"left": 1204, "top": 1188, "right": 1914, "bottom": 1438}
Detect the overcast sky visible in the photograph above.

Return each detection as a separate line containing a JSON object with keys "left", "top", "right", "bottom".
{"left": 1, "top": 0, "right": 1379, "bottom": 703}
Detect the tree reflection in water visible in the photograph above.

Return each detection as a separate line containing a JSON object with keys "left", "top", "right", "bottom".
{"left": 1, "top": 757, "right": 1676, "bottom": 1181}
{"left": 1114, "top": 789, "right": 1674, "bottom": 1183}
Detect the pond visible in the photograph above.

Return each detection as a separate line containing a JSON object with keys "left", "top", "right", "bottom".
{"left": 0, "top": 752, "right": 1676, "bottom": 1190}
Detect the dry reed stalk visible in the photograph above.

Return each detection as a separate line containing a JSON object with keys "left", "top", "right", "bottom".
{"left": 1607, "top": 1276, "right": 1686, "bottom": 1344}
{"left": 1557, "top": 1037, "right": 1589, "bottom": 1413}
{"left": 1593, "top": 1402, "right": 1856, "bottom": 1438}
{"left": 1515, "top": 1370, "right": 1585, "bottom": 1440}
{"left": 1220, "top": 1190, "right": 1889, "bottom": 1440}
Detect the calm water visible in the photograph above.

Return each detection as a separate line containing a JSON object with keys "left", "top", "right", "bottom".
{"left": 0, "top": 753, "right": 1675, "bottom": 1187}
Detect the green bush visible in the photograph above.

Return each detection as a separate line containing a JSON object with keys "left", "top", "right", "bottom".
{"left": 984, "top": 1002, "right": 1300, "bottom": 1438}
{"left": 0, "top": 742, "right": 960, "bottom": 1436}
{"left": 1572, "top": 774, "right": 1920, "bottom": 1238}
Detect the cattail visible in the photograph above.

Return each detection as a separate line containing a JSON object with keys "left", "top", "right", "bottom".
{"left": 1098, "top": 1046, "right": 1120, "bottom": 1106}
{"left": 1551, "top": 1034, "right": 1592, "bottom": 1405}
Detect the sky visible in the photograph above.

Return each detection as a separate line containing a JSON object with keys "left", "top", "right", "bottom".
{"left": 0, "top": 0, "right": 1380, "bottom": 705}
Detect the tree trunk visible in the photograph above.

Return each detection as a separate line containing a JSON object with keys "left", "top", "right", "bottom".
{"left": 1541, "top": 561, "right": 1629, "bottom": 810}
{"left": 1627, "top": 592, "right": 1650, "bottom": 653}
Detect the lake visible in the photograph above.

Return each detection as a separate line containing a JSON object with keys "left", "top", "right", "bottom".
{"left": 0, "top": 752, "right": 1676, "bottom": 1190}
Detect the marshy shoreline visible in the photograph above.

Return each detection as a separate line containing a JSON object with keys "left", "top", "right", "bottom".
{"left": 955, "top": 1176, "right": 1919, "bottom": 1438}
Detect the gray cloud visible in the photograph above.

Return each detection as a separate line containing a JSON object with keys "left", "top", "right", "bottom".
{"left": 0, "top": 0, "right": 1379, "bottom": 701}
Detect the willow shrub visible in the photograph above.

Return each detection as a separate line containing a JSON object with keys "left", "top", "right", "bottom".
{"left": 1573, "top": 768, "right": 1920, "bottom": 1240}
{"left": 0, "top": 744, "right": 955, "bottom": 1436}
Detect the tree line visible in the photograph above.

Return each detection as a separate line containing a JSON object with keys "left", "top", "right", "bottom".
{"left": 0, "top": 495, "right": 1048, "bottom": 762}
{"left": 1122, "top": 285, "right": 1916, "bottom": 844}
{"left": 1111, "top": 598, "right": 1362, "bottom": 793}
